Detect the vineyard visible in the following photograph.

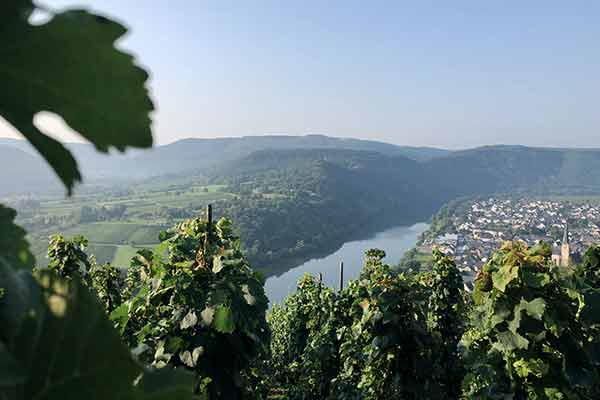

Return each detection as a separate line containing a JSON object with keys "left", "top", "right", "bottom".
{"left": 2, "top": 1, "right": 600, "bottom": 398}
{"left": 3, "top": 206, "right": 600, "bottom": 398}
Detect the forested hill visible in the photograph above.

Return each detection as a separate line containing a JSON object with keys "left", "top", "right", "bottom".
{"left": 203, "top": 146, "right": 600, "bottom": 271}
{"left": 424, "top": 145, "right": 600, "bottom": 197}
{"left": 210, "top": 149, "right": 439, "bottom": 271}
{"left": 212, "top": 145, "right": 600, "bottom": 202}
{"left": 10, "top": 141, "right": 600, "bottom": 274}
{"left": 0, "top": 134, "right": 447, "bottom": 193}
{"left": 6, "top": 133, "right": 600, "bottom": 197}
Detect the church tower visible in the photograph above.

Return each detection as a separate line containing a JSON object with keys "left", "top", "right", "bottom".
{"left": 560, "top": 223, "right": 570, "bottom": 267}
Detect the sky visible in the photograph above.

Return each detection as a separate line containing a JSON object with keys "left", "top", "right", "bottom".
{"left": 1, "top": 0, "right": 599, "bottom": 149}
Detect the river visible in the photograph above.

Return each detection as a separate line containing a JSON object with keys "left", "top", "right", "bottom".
{"left": 265, "top": 222, "right": 429, "bottom": 304}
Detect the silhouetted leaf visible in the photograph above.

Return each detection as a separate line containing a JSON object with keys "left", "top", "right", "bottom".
{"left": 0, "top": 1, "right": 154, "bottom": 193}
{"left": 0, "top": 264, "right": 195, "bottom": 399}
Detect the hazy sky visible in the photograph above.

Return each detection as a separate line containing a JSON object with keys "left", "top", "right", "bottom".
{"left": 2, "top": 1, "right": 599, "bottom": 149}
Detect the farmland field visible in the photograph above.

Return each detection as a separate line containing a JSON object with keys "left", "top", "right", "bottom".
{"left": 62, "top": 222, "right": 165, "bottom": 245}
{"left": 5, "top": 178, "right": 233, "bottom": 267}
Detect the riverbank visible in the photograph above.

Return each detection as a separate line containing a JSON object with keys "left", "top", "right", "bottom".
{"left": 265, "top": 222, "right": 429, "bottom": 304}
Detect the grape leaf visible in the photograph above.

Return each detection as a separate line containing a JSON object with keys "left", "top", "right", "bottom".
{"left": 0, "top": 263, "right": 195, "bottom": 399}
{"left": 492, "top": 331, "right": 529, "bottom": 353}
{"left": 0, "top": 1, "right": 154, "bottom": 193}
{"left": 492, "top": 264, "right": 519, "bottom": 292}
{"left": 213, "top": 305, "right": 235, "bottom": 334}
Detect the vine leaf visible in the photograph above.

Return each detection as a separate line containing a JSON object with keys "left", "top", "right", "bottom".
{"left": 0, "top": 1, "right": 154, "bottom": 194}
{"left": 180, "top": 311, "right": 198, "bottom": 330}
{"left": 0, "top": 264, "right": 195, "bottom": 399}
{"left": 213, "top": 305, "right": 235, "bottom": 334}
{"left": 492, "top": 264, "right": 519, "bottom": 292}
{"left": 0, "top": 205, "right": 35, "bottom": 270}
{"left": 492, "top": 331, "right": 529, "bottom": 353}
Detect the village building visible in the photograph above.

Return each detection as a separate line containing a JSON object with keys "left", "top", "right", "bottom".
{"left": 551, "top": 224, "right": 571, "bottom": 267}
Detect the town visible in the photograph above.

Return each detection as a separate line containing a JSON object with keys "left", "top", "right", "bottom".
{"left": 415, "top": 197, "right": 600, "bottom": 284}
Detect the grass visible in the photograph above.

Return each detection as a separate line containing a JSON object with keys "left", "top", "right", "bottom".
{"left": 10, "top": 180, "right": 237, "bottom": 269}
{"left": 62, "top": 222, "right": 165, "bottom": 244}
{"left": 112, "top": 245, "right": 143, "bottom": 267}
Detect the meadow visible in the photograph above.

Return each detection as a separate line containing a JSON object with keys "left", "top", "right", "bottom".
{"left": 5, "top": 178, "right": 234, "bottom": 268}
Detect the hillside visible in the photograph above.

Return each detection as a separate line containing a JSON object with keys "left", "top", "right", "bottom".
{"left": 11, "top": 138, "right": 600, "bottom": 275}
{"left": 213, "top": 145, "right": 600, "bottom": 206}
{"left": 210, "top": 149, "right": 435, "bottom": 272}
{"left": 198, "top": 146, "right": 600, "bottom": 272}
{"left": 0, "top": 134, "right": 448, "bottom": 194}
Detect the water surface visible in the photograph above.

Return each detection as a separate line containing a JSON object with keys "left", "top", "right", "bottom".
{"left": 265, "top": 222, "right": 429, "bottom": 304}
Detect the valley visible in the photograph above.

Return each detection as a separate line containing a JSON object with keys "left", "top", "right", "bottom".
{"left": 8, "top": 135, "right": 600, "bottom": 278}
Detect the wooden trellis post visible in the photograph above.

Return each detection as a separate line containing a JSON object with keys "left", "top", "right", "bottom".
{"left": 206, "top": 204, "right": 213, "bottom": 227}
{"left": 317, "top": 272, "right": 323, "bottom": 325}
{"left": 204, "top": 204, "right": 213, "bottom": 253}
{"left": 339, "top": 261, "right": 344, "bottom": 291}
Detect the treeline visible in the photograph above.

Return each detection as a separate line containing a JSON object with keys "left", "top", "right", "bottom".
{"left": 75, "top": 204, "right": 128, "bottom": 223}
{"left": 212, "top": 152, "right": 438, "bottom": 274}
{"left": 19, "top": 213, "right": 600, "bottom": 399}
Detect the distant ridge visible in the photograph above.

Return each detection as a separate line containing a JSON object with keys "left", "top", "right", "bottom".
{"left": 5, "top": 134, "right": 600, "bottom": 197}
{"left": 0, "top": 134, "right": 449, "bottom": 194}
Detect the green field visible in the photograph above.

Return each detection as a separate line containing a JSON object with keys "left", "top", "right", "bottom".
{"left": 112, "top": 245, "right": 145, "bottom": 267}
{"left": 12, "top": 181, "right": 233, "bottom": 268}
{"left": 63, "top": 222, "right": 165, "bottom": 244}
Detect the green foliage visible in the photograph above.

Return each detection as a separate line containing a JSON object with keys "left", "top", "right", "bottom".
{"left": 267, "top": 274, "right": 340, "bottom": 399}
{"left": 330, "top": 249, "right": 443, "bottom": 399}
{"left": 88, "top": 262, "right": 123, "bottom": 313}
{"left": 579, "top": 246, "right": 600, "bottom": 379}
{"left": 581, "top": 244, "right": 600, "bottom": 288}
{"left": 0, "top": 0, "right": 153, "bottom": 193}
{"left": 114, "top": 216, "right": 270, "bottom": 399}
{"left": 47, "top": 234, "right": 91, "bottom": 278}
{"left": 463, "top": 241, "right": 599, "bottom": 399}
{"left": 427, "top": 249, "right": 465, "bottom": 398}
{"left": 0, "top": 262, "right": 197, "bottom": 399}
{"left": 267, "top": 248, "right": 467, "bottom": 400}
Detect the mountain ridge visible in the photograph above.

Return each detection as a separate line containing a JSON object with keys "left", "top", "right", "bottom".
{"left": 6, "top": 134, "right": 600, "bottom": 197}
